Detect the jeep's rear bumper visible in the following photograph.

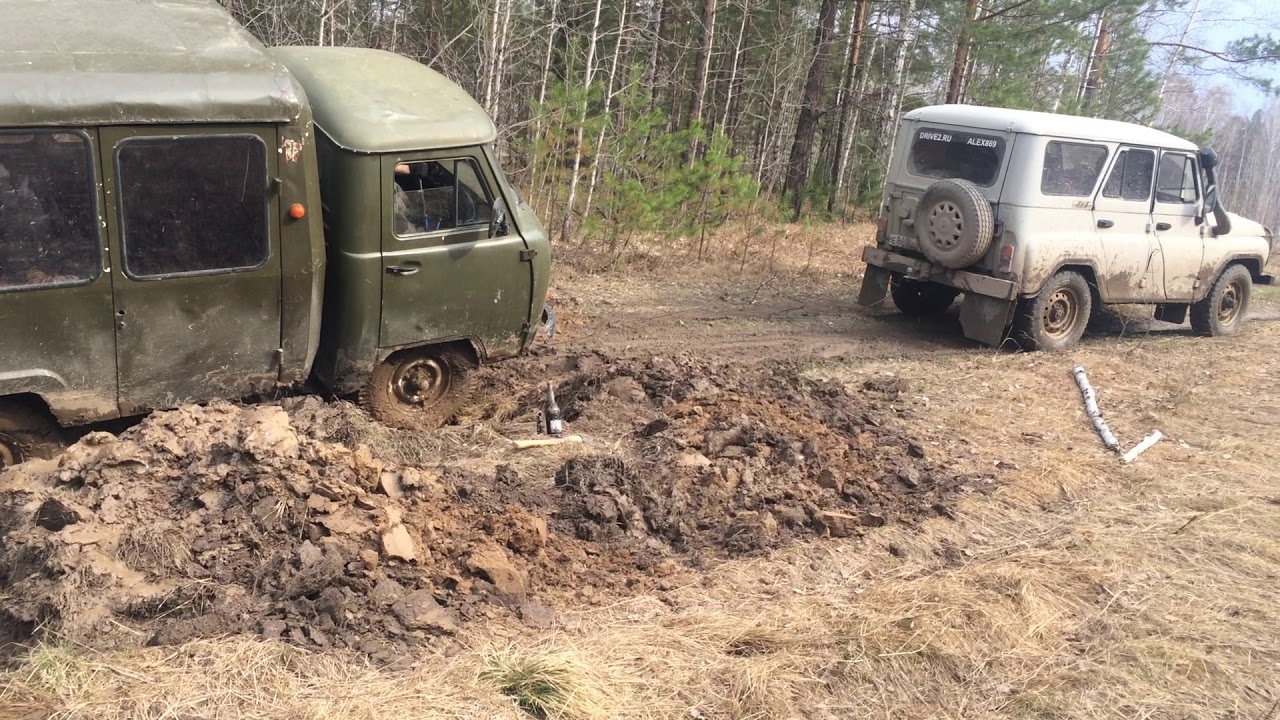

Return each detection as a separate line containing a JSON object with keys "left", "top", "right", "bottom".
{"left": 859, "top": 247, "right": 1019, "bottom": 347}
{"left": 860, "top": 247, "right": 1019, "bottom": 300}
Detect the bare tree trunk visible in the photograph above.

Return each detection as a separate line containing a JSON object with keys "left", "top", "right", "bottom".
{"left": 1158, "top": 0, "right": 1200, "bottom": 106}
{"left": 560, "top": 0, "right": 605, "bottom": 243}
{"left": 719, "top": 0, "right": 750, "bottom": 132}
{"left": 829, "top": 0, "right": 868, "bottom": 213}
{"left": 687, "top": 0, "right": 719, "bottom": 132}
{"left": 584, "top": 0, "right": 631, "bottom": 221}
{"left": 645, "top": 0, "right": 667, "bottom": 114}
{"left": 491, "top": 0, "right": 515, "bottom": 129}
{"left": 839, "top": 34, "right": 880, "bottom": 221}
{"left": 783, "top": 0, "right": 839, "bottom": 220}
{"left": 1081, "top": 10, "right": 1110, "bottom": 110}
{"left": 879, "top": 0, "right": 917, "bottom": 171}
{"left": 945, "top": 0, "right": 979, "bottom": 104}
{"left": 529, "top": 0, "right": 560, "bottom": 216}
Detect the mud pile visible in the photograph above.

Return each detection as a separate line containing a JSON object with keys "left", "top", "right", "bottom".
{"left": 0, "top": 353, "right": 984, "bottom": 660}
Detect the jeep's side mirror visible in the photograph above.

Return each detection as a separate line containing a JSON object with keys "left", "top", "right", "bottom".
{"left": 491, "top": 198, "right": 509, "bottom": 238}
{"left": 1200, "top": 186, "right": 1217, "bottom": 224}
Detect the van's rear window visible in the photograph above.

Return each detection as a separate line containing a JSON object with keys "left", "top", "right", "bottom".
{"left": 908, "top": 128, "right": 1005, "bottom": 187}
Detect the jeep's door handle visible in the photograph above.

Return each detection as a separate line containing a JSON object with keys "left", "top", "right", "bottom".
{"left": 386, "top": 262, "right": 421, "bottom": 276}
{"left": 1096, "top": 219, "right": 1114, "bottom": 229}
{"left": 1155, "top": 222, "right": 1172, "bottom": 231}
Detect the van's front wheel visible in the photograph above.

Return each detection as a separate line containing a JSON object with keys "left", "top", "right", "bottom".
{"left": 365, "top": 346, "right": 474, "bottom": 429}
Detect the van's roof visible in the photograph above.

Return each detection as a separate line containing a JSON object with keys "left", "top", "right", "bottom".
{"left": 904, "top": 105, "right": 1199, "bottom": 151}
{"left": 272, "top": 46, "right": 497, "bottom": 153}
{"left": 0, "top": 0, "right": 305, "bottom": 127}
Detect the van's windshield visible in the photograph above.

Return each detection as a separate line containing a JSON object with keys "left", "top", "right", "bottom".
{"left": 908, "top": 127, "right": 1005, "bottom": 187}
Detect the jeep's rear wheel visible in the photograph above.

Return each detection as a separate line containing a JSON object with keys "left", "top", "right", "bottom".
{"left": 1191, "top": 264, "right": 1251, "bottom": 337}
{"left": 364, "top": 346, "right": 475, "bottom": 429}
{"left": 891, "top": 278, "right": 960, "bottom": 317}
{"left": 0, "top": 403, "right": 64, "bottom": 471}
{"left": 1013, "top": 270, "right": 1092, "bottom": 352}
{"left": 914, "top": 179, "right": 995, "bottom": 269}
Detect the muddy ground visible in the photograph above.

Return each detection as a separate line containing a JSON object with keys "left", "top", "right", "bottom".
{"left": 0, "top": 346, "right": 986, "bottom": 665}
{"left": 4, "top": 251, "right": 1272, "bottom": 669}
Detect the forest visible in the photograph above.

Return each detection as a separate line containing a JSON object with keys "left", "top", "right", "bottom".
{"left": 220, "top": 0, "right": 1280, "bottom": 247}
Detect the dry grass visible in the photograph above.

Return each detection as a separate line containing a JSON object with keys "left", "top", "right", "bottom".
{"left": 4, "top": 236, "right": 1278, "bottom": 719}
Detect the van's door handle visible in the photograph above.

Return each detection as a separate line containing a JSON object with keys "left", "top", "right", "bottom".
{"left": 1155, "top": 222, "right": 1172, "bottom": 231}
{"left": 386, "top": 263, "right": 421, "bottom": 276}
{"left": 1097, "top": 219, "right": 1114, "bottom": 229}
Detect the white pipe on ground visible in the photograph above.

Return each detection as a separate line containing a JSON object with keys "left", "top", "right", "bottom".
{"left": 1072, "top": 365, "right": 1121, "bottom": 452}
{"left": 1122, "top": 430, "right": 1163, "bottom": 463}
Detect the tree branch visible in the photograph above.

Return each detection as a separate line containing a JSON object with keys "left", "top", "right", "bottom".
{"left": 1148, "top": 41, "right": 1280, "bottom": 64}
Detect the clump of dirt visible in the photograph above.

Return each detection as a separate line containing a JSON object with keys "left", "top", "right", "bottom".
{"left": 0, "top": 352, "right": 987, "bottom": 661}
{"left": 519, "top": 355, "right": 971, "bottom": 554}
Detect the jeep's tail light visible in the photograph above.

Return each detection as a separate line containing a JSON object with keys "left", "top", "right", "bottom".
{"left": 876, "top": 211, "right": 888, "bottom": 233}
{"left": 997, "top": 243, "right": 1015, "bottom": 272}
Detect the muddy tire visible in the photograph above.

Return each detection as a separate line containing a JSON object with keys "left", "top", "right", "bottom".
{"left": 1191, "top": 264, "right": 1251, "bottom": 337}
{"left": 1012, "top": 270, "right": 1092, "bottom": 352}
{"left": 0, "top": 402, "right": 65, "bottom": 470}
{"left": 363, "top": 346, "right": 475, "bottom": 429}
{"left": 914, "top": 179, "right": 995, "bottom": 269}
{"left": 891, "top": 278, "right": 960, "bottom": 317}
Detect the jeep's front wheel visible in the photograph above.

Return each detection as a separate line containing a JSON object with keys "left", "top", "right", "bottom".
{"left": 1013, "top": 271, "right": 1092, "bottom": 351}
{"left": 364, "top": 346, "right": 475, "bottom": 429}
{"left": 891, "top": 278, "right": 960, "bottom": 317}
{"left": 0, "top": 403, "right": 64, "bottom": 470}
{"left": 1191, "top": 264, "right": 1251, "bottom": 337}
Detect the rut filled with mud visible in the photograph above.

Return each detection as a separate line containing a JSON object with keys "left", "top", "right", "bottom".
{"left": 0, "top": 352, "right": 988, "bottom": 662}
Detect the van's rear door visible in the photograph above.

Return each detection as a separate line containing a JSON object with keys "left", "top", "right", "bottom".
{"left": 0, "top": 128, "right": 118, "bottom": 424}
{"left": 378, "top": 151, "right": 533, "bottom": 360}
{"left": 100, "top": 126, "right": 283, "bottom": 414}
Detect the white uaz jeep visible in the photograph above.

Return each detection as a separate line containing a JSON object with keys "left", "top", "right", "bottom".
{"left": 858, "top": 105, "right": 1277, "bottom": 351}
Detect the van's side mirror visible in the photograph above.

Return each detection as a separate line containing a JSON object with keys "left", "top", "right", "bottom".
{"left": 491, "top": 199, "right": 509, "bottom": 238}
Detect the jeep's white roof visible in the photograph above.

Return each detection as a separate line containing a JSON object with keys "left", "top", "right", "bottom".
{"left": 904, "top": 105, "right": 1198, "bottom": 152}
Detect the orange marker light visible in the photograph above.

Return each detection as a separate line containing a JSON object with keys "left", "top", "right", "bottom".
{"left": 288, "top": 203, "right": 306, "bottom": 219}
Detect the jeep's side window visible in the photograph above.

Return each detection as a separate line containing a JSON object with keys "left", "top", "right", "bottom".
{"left": 0, "top": 131, "right": 99, "bottom": 291}
{"left": 1101, "top": 148, "right": 1154, "bottom": 202}
{"left": 117, "top": 135, "right": 269, "bottom": 278}
{"left": 393, "top": 158, "right": 492, "bottom": 236}
{"left": 1041, "top": 141, "right": 1108, "bottom": 197}
{"left": 1156, "top": 153, "right": 1197, "bottom": 204}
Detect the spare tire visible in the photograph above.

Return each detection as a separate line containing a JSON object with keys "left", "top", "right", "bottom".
{"left": 914, "top": 179, "right": 995, "bottom": 269}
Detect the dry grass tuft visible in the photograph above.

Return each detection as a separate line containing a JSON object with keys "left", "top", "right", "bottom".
{"left": 480, "top": 645, "right": 620, "bottom": 720}
{"left": 118, "top": 523, "right": 192, "bottom": 574}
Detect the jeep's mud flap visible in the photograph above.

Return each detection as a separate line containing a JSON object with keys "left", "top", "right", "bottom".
{"left": 858, "top": 265, "right": 893, "bottom": 309}
{"left": 541, "top": 304, "right": 558, "bottom": 342}
{"left": 959, "top": 294, "right": 1016, "bottom": 347}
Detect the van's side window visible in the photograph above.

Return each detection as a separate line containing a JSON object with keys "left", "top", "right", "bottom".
{"left": 393, "top": 158, "right": 492, "bottom": 237}
{"left": 1041, "top": 142, "right": 1108, "bottom": 197}
{"left": 1156, "top": 153, "right": 1198, "bottom": 204}
{"left": 0, "top": 131, "right": 99, "bottom": 291}
{"left": 117, "top": 135, "right": 269, "bottom": 278}
{"left": 1101, "top": 148, "right": 1155, "bottom": 202}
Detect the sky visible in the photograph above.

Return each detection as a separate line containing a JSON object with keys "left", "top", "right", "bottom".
{"left": 1187, "top": 0, "right": 1280, "bottom": 112}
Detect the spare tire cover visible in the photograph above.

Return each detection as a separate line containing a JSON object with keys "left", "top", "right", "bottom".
{"left": 914, "top": 178, "right": 995, "bottom": 269}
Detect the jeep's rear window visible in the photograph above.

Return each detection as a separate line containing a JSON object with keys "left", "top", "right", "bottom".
{"left": 1041, "top": 142, "right": 1108, "bottom": 197}
{"left": 117, "top": 135, "right": 269, "bottom": 278}
{"left": 908, "top": 128, "right": 1005, "bottom": 187}
{"left": 0, "top": 131, "right": 99, "bottom": 292}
